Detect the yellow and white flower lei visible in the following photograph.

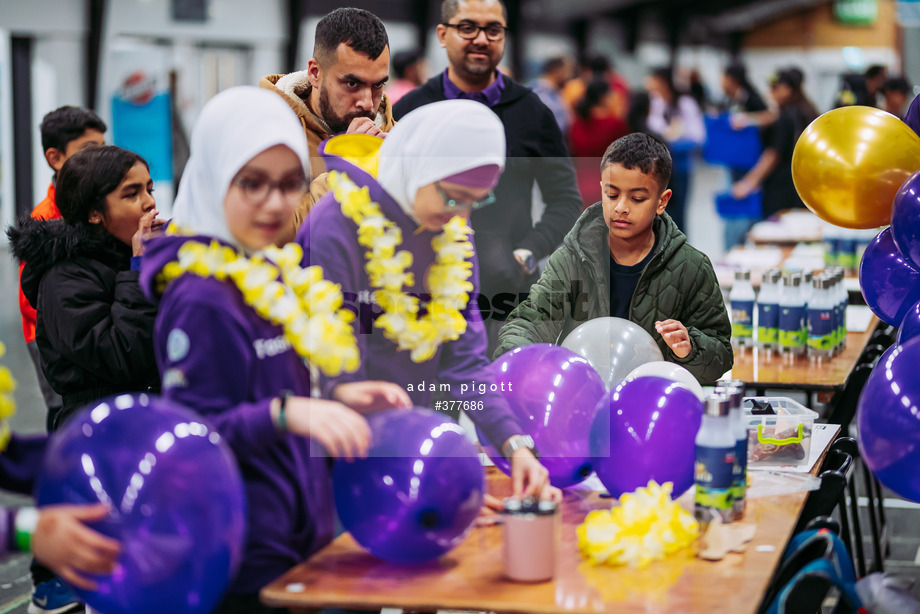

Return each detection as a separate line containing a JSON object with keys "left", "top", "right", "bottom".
{"left": 0, "top": 341, "right": 16, "bottom": 452}
{"left": 156, "top": 232, "right": 359, "bottom": 377}
{"left": 327, "top": 170, "right": 475, "bottom": 363}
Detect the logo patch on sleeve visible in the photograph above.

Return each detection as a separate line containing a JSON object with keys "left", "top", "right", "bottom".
{"left": 167, "top": 328, "right": 191, "bottom": 362}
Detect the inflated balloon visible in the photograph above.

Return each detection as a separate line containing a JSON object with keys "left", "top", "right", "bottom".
{"left": 857, "top": 338, "right": 920, "bottom": 502}
{"left": 624, "top": 361, "right": 704, "bottom": 401}
{"left": 589, "top": 376, "right": 704, "bottom": 498}
{"left": 562, "top": 317, "right": 663, "bottom": 389}
{"left": 36, "top": 394, "right": 246, "bottom": 614}
{"left": 792, "top": 106, "right": 920, "bottom": 228}
{"left": 334, "top": 408, "right": 484, "bottom": 563}
{"left": 897, "top": 299, "right": 920, "bottom": 346}
{"left": 891, "top": 170, "right": 920, "bottom": 269}
{"left": 480, "top": 344, "right": 606, "bottom": 488}
{"left": 859, "top": 227, "right": 920, "bottom": 326}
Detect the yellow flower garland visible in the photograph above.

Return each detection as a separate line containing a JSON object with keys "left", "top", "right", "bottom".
{"left": 156, "top": 235, "right": 360, "bottom": 377}
{"left": 577, "top": 481, "right": 699, "bottom": 568}
{"left": 0, "top": 341, "right": 16, "bottom": 452}
{"left": 327, "top": 170, "right": 474, "bottom": 363}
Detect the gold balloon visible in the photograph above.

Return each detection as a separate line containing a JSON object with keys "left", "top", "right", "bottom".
{"left": 792, "top": 106, "right": 920, "bottom": 229}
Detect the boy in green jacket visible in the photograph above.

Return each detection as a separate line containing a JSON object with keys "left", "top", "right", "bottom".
{"left": 494, "top": 133, "right": 732, "bottom": 384}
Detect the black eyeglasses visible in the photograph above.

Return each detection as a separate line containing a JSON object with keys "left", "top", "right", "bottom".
{"left": 436, "top": 182, "right": 496, "bottom": 211}
{"left": 232, "top": 174, "right": 307, "bottom": 205}
{"left": 441, "top": 21, "right": 508, "bottom": 41}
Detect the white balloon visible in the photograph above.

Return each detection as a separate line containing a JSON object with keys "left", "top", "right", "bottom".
{"left": 561, "top": 317, "right": 663, "bottom": 389}
{"left": 624, "top": 361, "right": 705, "bottom": 401}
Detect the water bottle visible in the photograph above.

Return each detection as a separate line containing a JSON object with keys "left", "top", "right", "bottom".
{"left": 757, "top": 269, "right": 781, "bottom": 356}
{"left": 730, "top": 270, "right": 756, "bottom": 352}
{"left": 834, "top": 268, "right": 848, "bottom": 352}
{"left": 716, "top": 381, "right": 748, "bottom": 521}
{"left": 807, "top": 275, "right": 835, "bottom": 363}
{"left": 695, "top": 393, "right": 736, "bottom": 525}
{"left": 779, "top": 272, "right": 806, "bottom": 359}
{"left": 823, "top": 224, "right": 841, "bottom": 268}
{"left": 839, "top": 229, "right": 858, "bottom": 276}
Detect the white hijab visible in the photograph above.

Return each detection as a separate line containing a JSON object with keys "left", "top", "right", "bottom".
{"left": 376, "top": 99, "right": 506, "bottom": 218}
{"left": 171, "top": 86, "right": 309, "bottom": 247}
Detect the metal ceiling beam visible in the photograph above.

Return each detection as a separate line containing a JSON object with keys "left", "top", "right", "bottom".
{"left": 701, "top": 0, "right": 827, "bottom": 32}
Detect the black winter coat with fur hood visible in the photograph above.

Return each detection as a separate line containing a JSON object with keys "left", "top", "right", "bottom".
{"left": 8, "top": 218, "right": 159, "bottom": 428}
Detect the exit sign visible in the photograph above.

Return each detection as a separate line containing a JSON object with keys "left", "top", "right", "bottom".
{"left": 834, "top": 0, "right": 878, "bottom": 25}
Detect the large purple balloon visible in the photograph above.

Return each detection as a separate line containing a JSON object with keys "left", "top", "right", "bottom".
{"left": 334, "top": 408, "right": 484, "bottom": 563}
{"left": 36, "top": 394, "right": 246, "bottom": 614}
{"left": 589, "top": 376, "right": 704, "bottom": 498}
{"left": 481, "top": 344, "right": 607, "bottom": 488}
{"left": 857, "top": 337, "right": 920, "bottom": 502}
{"left": 891, "top": 170, "right": 920, "bottom": 269}
{"left": 859, "top": 227, "right": 920, "bottom": 326}
{"left": 897, "top": 298, "right": 920, "bottom": 346}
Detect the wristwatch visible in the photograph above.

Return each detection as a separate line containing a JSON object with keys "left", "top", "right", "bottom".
{"left": 502, "top": 434, "right": 539, "bottom": 460}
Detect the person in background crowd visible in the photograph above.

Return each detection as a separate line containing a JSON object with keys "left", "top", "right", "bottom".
{"left": 687, "top": 68, "right": 709, "bottom": 112}
{"left": 720, "top": 62, "right": 769, "bottom": 249}
{"left": 880, "top": 76, "right": 912, "bottom": 119}
{"left": 645, "top": 66, "right": 705, "bottom": 234}
{"left": 530, "top": 55, "right": 574, "bottom": 136}
{"left": 17, "top": 106, "right": 106, "bottom": 432}
{"left": 387, "top": 49, "right": 427, "bottom": 104}
{"left": 731, "top": 68, "right": 819, "bottom": 219}
{"left": 562, "top": 54, "right": 630, "bottom": 123}
{"left": 627, "top": 91, "right": 652, "bottom": 135}
{"left": 260, "top": 7, "right": 395, "bottom": 243}
{"left": 393, "top": 0, "right": 581, "bottom": 354}
{"left": 8, "top": 145, "right": 162, "bottom": 614}
{"left": 836, "top": 64, "right": 887, "bottom": 107}
{"left": 569, "top": 79, "right": 629, "bottom": 209}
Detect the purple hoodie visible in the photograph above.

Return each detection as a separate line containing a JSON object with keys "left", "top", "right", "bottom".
{"left": 140, "top": 236, "right": 333, "bottom": 595}
{"left": 295, "top": 144, "right": 522, "bottom": 451}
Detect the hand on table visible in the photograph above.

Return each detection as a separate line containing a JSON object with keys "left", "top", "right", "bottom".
{"left": 510, "top": 449, "right": 562, "bottom": 502}
{"left": 281, "top": 396, "right": 371, "bottom": 461}
{"left": 332, "top": 381, "right": 412, "bottom": 414}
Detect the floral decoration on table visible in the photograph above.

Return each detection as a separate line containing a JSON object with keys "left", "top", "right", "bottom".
{"left": 0, "top": 341, "right": 17, "bottom": 452}
{"left": 328, "top": 170, "right": 475, "bottom": 363}
{"left": 156, "top": 233, "right": 360, "bottom": 376}
{"left": 577, "top": 480, "right": 699, "bottom": 568}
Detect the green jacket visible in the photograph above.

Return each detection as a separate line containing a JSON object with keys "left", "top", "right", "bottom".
{"left": 494, "top": 204, "right": 733, "bottom": 384}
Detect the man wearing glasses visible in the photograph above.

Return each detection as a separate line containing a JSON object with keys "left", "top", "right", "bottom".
{"left": 393, "top": 0, "right": 581, "bottom": 353}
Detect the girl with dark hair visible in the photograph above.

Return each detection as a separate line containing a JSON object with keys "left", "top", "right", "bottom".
{"left": 645, "top": 67, "right": 705, "bottom": 234}
{"left": 732, "top": 67, "right": 819, "bottom": 219}
{"left": 722, "top": 62, "right": 767, "bottom": 114}
{"left": 9, "top": 145, "right": 161, "bottom": 612}
{"left": 569, "top": 79, "right": 629, "bottom": 209}
{"left": 10, "top": 145, "right": 162, "bottom": 429}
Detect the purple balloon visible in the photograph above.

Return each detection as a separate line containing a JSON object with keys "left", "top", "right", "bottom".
{"left": 859, "top": 227, "right": 920, "bottom": 326}
{"left": 481, "top": 344, "right": 607, "bottom": 488}
{"left": 891, "top": 170, "right": 920, "bottom": 269}
{"left": 334, "top": 408, "right": 484, "bottom": 563}
{"left": 897, "top": 298, "right": 920, "bottom": 346}
{"left": 36, "top": 394, "right": 246, "bottom": 614}
{"left": 589, "top": 376, "right": 704, "bottom": 498}
{"left": 857, "top": 338, "right": 920, "bottom": 502}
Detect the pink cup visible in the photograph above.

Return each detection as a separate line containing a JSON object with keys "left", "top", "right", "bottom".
{"left": 502, "top": 498, "right": 558, "bottom": 582}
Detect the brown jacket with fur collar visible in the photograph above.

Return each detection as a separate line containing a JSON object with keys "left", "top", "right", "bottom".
{"left": 259, "top": 71, "right": 396, "bottom": 243}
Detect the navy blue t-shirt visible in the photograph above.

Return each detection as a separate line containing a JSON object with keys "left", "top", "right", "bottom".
{"left": 609, "top": 233, "right": 658, "bottom": 319}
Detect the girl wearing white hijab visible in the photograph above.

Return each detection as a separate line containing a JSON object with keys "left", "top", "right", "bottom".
{"left": 298, "top": 99, "right": 558, "bottom": 501}
{"left": 140, "top": 86, "right": 409, "bottom": 613}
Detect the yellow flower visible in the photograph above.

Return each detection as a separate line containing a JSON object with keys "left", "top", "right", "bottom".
{"left": 577, "top": 481, "right": 698, "bottom": 568}
{"left": 0, "top": 341, "right": 5, "bottom": 357}
{"left": 0, "top": 366, "right": 16, "bottom": 394}
{"left": 0, "top": 395, "right": 14, "bottom": 420}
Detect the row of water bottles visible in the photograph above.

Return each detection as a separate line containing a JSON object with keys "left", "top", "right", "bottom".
{"left": 730, "top": 267, "right": 848, "bottom": 361}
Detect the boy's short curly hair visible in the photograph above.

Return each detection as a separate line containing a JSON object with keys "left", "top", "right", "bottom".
{"left": 600, "top": 133, "right": 672, "bottom": 194}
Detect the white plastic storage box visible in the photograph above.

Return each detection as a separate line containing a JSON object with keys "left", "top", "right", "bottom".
{"left": 742, "top": 397, "right": 819, "bottom": 466}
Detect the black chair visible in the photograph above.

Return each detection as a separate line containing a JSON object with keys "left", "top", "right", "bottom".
{"left": 827, "top": 438, "right": 867, "bottom": 577}
{"left": 804, "top": 515, "right": 840, "bottom": 535}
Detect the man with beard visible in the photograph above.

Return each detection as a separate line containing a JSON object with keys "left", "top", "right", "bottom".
{"left": 261, "top": 7, "right": 395, "bottom": 243}
{"left": 393, "top": 0, "right": 581, "bottom": 353}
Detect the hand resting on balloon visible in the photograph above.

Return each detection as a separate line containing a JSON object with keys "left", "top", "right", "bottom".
{"left": 655, "top": 319, "right": 692, "bottom": 359}
{"left": 332, "top": 381, "right": 412, "bottom": 414}
{"left": 32, "top": 503, "right": 121, "bottom": 591}
{"left": 275, "top": 396, "right": 372, "bottom": 461}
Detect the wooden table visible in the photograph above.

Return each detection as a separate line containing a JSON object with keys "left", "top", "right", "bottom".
{"left": 261, "top": 436, "right": 839, "bottom": 614}
{"left": 729, "top": 315, "right": 879, "bottom": 404}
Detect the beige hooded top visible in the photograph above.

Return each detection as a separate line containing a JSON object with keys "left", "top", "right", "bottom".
{"left": 259, "top": 70, "right": 397, "bottom": 243}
